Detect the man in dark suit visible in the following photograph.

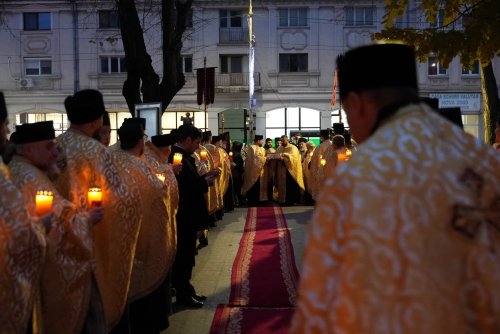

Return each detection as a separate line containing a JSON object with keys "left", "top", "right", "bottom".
{"left": 169, "top": 125, "right": 218, "bottom": 308}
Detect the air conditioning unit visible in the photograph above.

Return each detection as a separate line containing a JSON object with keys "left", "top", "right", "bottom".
{"left": 19, "top": 78, "right": 33, "bottom": 88}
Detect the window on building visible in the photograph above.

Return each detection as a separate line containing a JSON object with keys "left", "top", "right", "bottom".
{"left": 265, "top": 107, "right": 320, "bottom": 141}
{"left": 161, "top": 111, "right": 207, "bottom": 133}
{"left": 220, "top": 10, "right": 242, "bottom": 28}
{"left": 279, "top": 8, "right": 308, "bottom": 27}
{"left": 220, "top": 55, "right": 243, "bottom": 73}
{"left": 101, "top": 56, "right": 126, "bottom": 73}
{"left": 462, "top": 60, "right": 480, "bottom": 76}
{"left": 183, "top": 55, "right": 193, "bottom": 73}
{"left": 23, "top": 12, "right": 51, "bottom": 31}
{"left": 99, "top": 10, "right": 120, "bottom": 29}
{"left": 345, "top": 7, "right": 375, "bottom": 26}
{"left": 428, "top": 56, "right": 448, "bottom": 76}
{"left": 279, "top": 54, "right": 308, "bottom": 72}
{"left": 24, "top": 58, "right": 52, "bottom": 76}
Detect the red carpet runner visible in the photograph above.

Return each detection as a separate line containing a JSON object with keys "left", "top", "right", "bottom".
{"left": 210, "top": 206, "right": 299, "bottom": 334}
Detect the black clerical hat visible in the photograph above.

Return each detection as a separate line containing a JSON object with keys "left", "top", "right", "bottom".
{"left": 15, "top": 121, "right": 55, "bottom": 144}
{"left": 151, "top": 134, "right": 175, "bottom": 147}
{"left": 0, "top": 92, "right": 7, "bottom": 122}
{"left": 212, "top": 135, "right": 222, "bottom": 143}
{"left": 320, "top": 129, "right": 331, "bottom": 138}
{"left": 337, "top": 44, "right": 418, "bottom": 99}
{"left": 421, "top": 97, "right": 439, "bottom": 110}
{"left": 102, "top": 111, "right": 111, "bottom": 126}
{"left": 438, "top": 107, "right": 464, "bottom": 129}
{"left": 118, "top": 123, "right": 144, "bottom": 149}
{"left": 64, "top": 89, "right": 106, "bottom": 124}
{"left": 123, "top": 117, "right": 146, "bottom": 130}
{"left": 332, "top": 123, "right": 344, "bottom": 134}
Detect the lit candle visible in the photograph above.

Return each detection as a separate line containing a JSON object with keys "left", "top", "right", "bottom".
{"left": 338, "top": 153, "right": 346, "bottom": 162}
{"left": 173, "top": 153, "right": 183, "bottom": 165}
{"left": 156, "top": 173, "right": 166, "bottom": 183}
{"left": 345, "top": 149, "right": 352, "bottom": 161}
{"left": 229, "top": 152, "right": 233, "bottom": 160}
{"left": 309, "top": 152, "right": 313, "bottom": 157}
{"left": 88, "top": 187, "right": 103, "bottom": 208}
{"left": 200, "top": 150, "right": 207, "bottom": 160}
{"left": 320, "top": 158, "right": 326, "bottom": 166}
{"left": 35, "top": 190, "right": 53, "bottom": 216}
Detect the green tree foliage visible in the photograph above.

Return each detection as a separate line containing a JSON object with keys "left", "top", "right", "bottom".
{"left": 374, "top": 0, "right": 500, "bottom": 144}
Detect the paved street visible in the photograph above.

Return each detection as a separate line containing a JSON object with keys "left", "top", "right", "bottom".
{"left": 163, "top": 206, "right": 313, "bottom": 334}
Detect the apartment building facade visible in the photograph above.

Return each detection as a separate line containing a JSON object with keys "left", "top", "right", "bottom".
{"left": 0, "top": 0, "right": 494, "bottom": 143}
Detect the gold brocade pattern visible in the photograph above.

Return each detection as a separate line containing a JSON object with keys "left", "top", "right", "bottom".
{"left": 275, "top": 144, "right": 304, "bottom": 203}
{"left": 291, "top": 104, "right": 500, "bottom": 334}
{"left": 206, "top": 144, "right": 224, "bottom": 210}
{"left": 55, "top": 129, "right": 142, "bottom": 330}
{"left": 194, "top": 147, "right": 218, "bottom": 214}
{"left": 241, "top": 145, "right": 268, "bottom": 201}
{"left": 302, "top": 151, "right": 313, "bottom": 194}
{"left": 309, "top": 140, "right": 332, "bottom": 200}
{"left": 0, "top": 161, "right": 46, "bottom": 334}
{"left": 9, "top": 156, "right": 93, "bottom": 334}
{"left": 218, "top": 147, "right": 232, "bottom": 195}
{"left": 110, "top": 146, "right": 175, "bottom": 302}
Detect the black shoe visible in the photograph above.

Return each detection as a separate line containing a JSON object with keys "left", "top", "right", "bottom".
{"left": 192, "top": 293, "right": 207, "bottom": 302}
{"left": 176, "top": 296, "right": 204, "bottom": 308}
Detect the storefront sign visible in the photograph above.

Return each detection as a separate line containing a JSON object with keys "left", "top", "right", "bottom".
{"left": 429, "top": 93, "right": 481, "bottom": 112}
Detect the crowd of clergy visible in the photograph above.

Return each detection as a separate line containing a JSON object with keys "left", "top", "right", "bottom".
{"left": 3, "top": 42, "right": 500, "bottom": 334}
{"left": 0, "top": 86, "right": 356, "bottom": 334}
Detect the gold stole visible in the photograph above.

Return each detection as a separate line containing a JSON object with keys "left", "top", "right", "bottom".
{"left": 195, "top": 147, "right": 218, "bottom": 214}
{"left": 302, "top": 150, "right": 314, "bottom": 194}
{"left": 0, "top": 161, "right": 46, "bottom": 334}
{"left": 10, "top": 156, "right": 94, "bottom": 334}
{"left": 205, "top": 144, "right": 224, "bottom": 210}
{"left": 55, "top": 129, "right": 142, "bottom": 330}
{"left": 110, "top": 146, "right": 175, "bottom": 302}
{"left": 310, "top": 140, "right": 332, "bottom": 200}
{"left": 241, "top": 144, "right": 268, "bottom": 201}
{"left": 275, "top": 144, "right": 305, "bottom": 203}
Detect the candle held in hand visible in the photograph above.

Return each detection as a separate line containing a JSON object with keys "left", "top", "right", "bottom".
{"left": 173, "top": 153, "right": 183, "bottom": 165}
{"left": 88, "top": 187, "right": 103, "bottom": 208}
{"left": 35, "top": 190, "right": 53, "bottom": 216}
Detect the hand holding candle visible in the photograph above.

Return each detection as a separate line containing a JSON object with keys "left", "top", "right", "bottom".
{"left": 88, "top": 187, "right": 103, "bottom": 208}
{"left": 173, "top": 153, "right": 183, "bottom": 165}
{"left": 36, "top": 190, "right": 53, "bottom": 216}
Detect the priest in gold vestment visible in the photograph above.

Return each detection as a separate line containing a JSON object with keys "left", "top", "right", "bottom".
{"left": 9, "top": 121, "right": 104, "bottom": 334}
{"left": 309, "top": 129, "right": 332, "bottom": 200}
{"left": 110, "top": 122, "right": 175, "bottom": 333}
{"left": 275, "top": 135, "right": 304, "bottom": 205}
{"left": 0, "top": 92, "right": 46, "bottom": 334}
{"left": 241, "top": 135, "right": 268, "bottom": 205}
{"left": 55, "top": 89, "right": 142, "bottom": 331}
{"left": 291, "top": 44, "right": 500, "bottom": 334}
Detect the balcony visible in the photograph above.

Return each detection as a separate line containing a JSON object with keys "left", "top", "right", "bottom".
{"left": 215, "top": 72, "right": 260, "bottom": 88}
{"left": 219, "top": 28, "right": 249, "bottom": 44}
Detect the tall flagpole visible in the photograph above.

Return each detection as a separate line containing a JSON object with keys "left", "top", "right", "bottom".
{"left": 248, "top": 0, "right": 255, "bottom": 140}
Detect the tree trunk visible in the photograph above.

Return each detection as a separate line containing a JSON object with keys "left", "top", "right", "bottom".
{"left": 481, "top": 62, "right": 500, "bottom": 144}
{"left": 116, "top": 0, "right": 191, "bottom": 114}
